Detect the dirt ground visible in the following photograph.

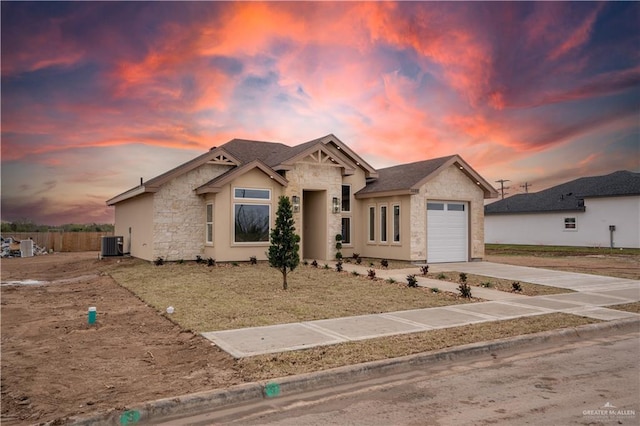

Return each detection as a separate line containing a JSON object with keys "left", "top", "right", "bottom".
{"left": 1, "top": 251, "right": 637, "bottom": 424}
{"left": 1, "top": 253, "right": 243, "bottom": 425}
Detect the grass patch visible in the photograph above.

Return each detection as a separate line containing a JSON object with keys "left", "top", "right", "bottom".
{"left": 238, "top": 313, "right": 600, "bottom": 380}
{"left": 108, "top": 260, "right": 477, "bottom": 332}
{"left": 486, "top": 244, "right": 640, "bottom": 257}
{"left": 609, "top": 302, "right": 640, "bottom": 314}
{"left": 427, "top": 271, "right": 571, "bottom": 296}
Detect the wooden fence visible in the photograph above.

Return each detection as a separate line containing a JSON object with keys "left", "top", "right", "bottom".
{"left": 3, "top": 232, "right": 114, "bottom": 252}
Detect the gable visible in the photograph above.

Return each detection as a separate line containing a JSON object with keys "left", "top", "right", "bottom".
{"left": 195, "top": 160, "right": 287, "bottom": 195}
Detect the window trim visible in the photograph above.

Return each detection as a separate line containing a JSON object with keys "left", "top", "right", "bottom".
{"left": 232, "top": 203, "right": 271, "bottom": 244}
{"left": 341, "top": 216, "right": 352, "bottom": 246}
{"left": 233, "top": 187, "right": 271, "bottom": 201}
{"left": 392, "top": 203, "right": 401, "bottom": 244}
{"left": 341, "top": 184, "right": 351, "bottom": 213}
{"left": 379, "top": 204, "right": 388, "bottom": 243}
{"left": 206, "top": 203, "right": 214, "bottom": 245}
{"left": 368, "top": 205, "right": 376, "bottom": 243}
{"left": 564, "top": 217, "right": 577, "bottom": 231}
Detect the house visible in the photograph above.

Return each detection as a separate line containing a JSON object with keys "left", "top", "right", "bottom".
{"left": 107, "top": 134, "right": 497, "bottom": 263}
{"left": 485, "top": 171, "right": 640, "bottom": 248}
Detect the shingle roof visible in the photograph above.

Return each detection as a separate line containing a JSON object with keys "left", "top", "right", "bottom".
{"left": 485, "top": 170, "right": 640, "bottom": 215}
{"left": 356, "top": 156, "right": 455, "bottom": 195}
{"left": 220, "top": 138, "right": 292, "bottom": 167}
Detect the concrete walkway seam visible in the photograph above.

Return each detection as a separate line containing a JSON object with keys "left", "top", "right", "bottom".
{"left": 68, "top": 317, "right": 640, "bottom": 426}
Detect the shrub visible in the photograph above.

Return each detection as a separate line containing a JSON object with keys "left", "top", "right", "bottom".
{"left": 311, "top": 260, "right": 318, "bottom": 268}
{"left": 431, "top": 287, "right": 440, "bottom": 293}
{"left": 195, "top": 255, "right": 204, "bottom": 264}
{"left": 459, "top": 272, "right": 468, "bottom": 283}
{"left": 323, "top": 264, "right": 329, "bottom": 269}
{"left": 335, "top": 260, "right": 343, "bottom": 272}
{"left": 458, "top": 282, "right": 472, "bottom": 299}
{"left": 231, "top": 262, "right": 239, "bottom": 267}
{"left": 177, "top": 259, "right": 184, "bottom": 264}
{"left": 480, "top": 281, "right": 493, "bottom": 288}
{"left": 380, "top": 259, "right": 389, "bottom": 268}
{"left": 512, "top": 281, "right": 523, "bottom": 292}
{"left": 356, "top": 257, "right": 362, "bottom": 265}
{"left": 249, "top": 256, "right": 257, "bottom": 265}
{"left": 437, "top": 273, "right": 446, "bottom": 280}
{"left": 369, "top": 262, "right": 374, "bottom": 267}
{"left": 407, "top": 274, "right": 418, "bottom": 287}
{"left": 386, "top": 278, "right": 396, "bottom": 284}
{"left": 352, "top": 253, "right": 360, "bottom": 260}
{"left": 207, "top": 257, "right": 216, "bottom": 267}
{"left": 367, "top": 269, "right": 376, "bottom": 280}
{"left": 335, "top": 251, "right": 343, "bottom": 260}
{"left": 154, "top": 257, "right": 164, "bottom": 266}
{"left": 351, "top": 271, "right": 360, "bottom": 277}
{"left": 420, "top": 265, "right": 429, "bottom": 275}
{"left": 302, "top": 260, "right": 309, "bottom": 266}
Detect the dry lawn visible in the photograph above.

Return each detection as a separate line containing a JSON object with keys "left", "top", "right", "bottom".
{"left": 108, "top": 259, "right": 478, "bottom": 332}
{"left": 426, "top": 271, "right": 572, "bottom": 296}
{"left": 238, "top": 313, "right": 599, "bottom": 380}
{"left": 609, "top": 302, "right": 640, "bottom": 314}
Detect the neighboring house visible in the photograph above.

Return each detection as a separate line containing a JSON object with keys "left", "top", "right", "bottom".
{"left": 485, "top": 171, "right": 640, "bottom": 248}
{"left": 107, "top": 134, "right": 497, "bottom": 263}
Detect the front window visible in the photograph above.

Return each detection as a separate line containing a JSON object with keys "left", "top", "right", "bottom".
{"left": 564, "top": 217, "right": 577, "bottom": 230}
{"left": 341, "top": 217, "right": 351, "bottom": 245}
{"left": 206, "top": 203, "right": 213, "bottom": 244}
{"left": 380, "top": 205, "right": 388, "bottom": 243}
{"left": 234, "top": 188, "right": 270, "bottom": 200}
{"left": 393, "top": 204, "right": 400, "bottom": 243}
{"left": 341, "top": 185, "right": 351, "bottom": 212}
{"left": 368, "top": 206, "right": 375, "bottom": 242}
{"left": 234, "top": 204, "right": 270, "bottom": 242}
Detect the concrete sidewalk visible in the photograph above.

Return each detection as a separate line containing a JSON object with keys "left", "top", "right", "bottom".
{"left": 202, "top": 262, "right": 640, "bottom": 358}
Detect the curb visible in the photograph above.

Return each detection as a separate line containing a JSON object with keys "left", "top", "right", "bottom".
{"left": 69, "top": 317, "right": 639, "bottom": 425}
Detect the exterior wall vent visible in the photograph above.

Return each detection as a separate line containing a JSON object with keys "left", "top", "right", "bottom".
{"left": 101, "top": 236, "right": 124, "bottom": 257}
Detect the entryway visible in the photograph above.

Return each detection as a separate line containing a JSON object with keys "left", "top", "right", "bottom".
{"left": 302, "top": 190, "right": 327, "bottom": 261}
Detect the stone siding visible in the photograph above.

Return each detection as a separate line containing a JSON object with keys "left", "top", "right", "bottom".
{"left": 285, "top": 162, "right": 343, "bottom": 259}
{"left": 153, "top": 163, "right": 231, "bottom": 261}
{"left": 417, "top": 164, "right": 486, "bottom": 261}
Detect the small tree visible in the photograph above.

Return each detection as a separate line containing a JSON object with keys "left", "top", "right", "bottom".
{"left": 268, "top": 196, "right": 301, "bottom": 290}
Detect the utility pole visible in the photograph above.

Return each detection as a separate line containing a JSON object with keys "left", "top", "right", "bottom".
{"left": 495, "top": 179, "right": 510, "bottom": 200}
{"left": 520, "top": 182, "right": 532, "bottom": 193}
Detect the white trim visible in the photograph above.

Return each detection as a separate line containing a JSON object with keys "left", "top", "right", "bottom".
{"left": 233, "top": 187, "right": 271, "bottom": 201}
{"left": 206, "top": 203, "right": 214, "bottom": 245}
{"left": 564, "top": 217, "right": 577, "bottom": 231}
{"left": 379, "top": 204, "right": 388, "bottom": 243}
{"left": 232, "top": 203, "right": 271, "bottom": 245}
{"left": 368, "top": 205, "right": 376, "bottom": 243}
{"left": 392, "top": 203, "right": 401, "bottom": 244}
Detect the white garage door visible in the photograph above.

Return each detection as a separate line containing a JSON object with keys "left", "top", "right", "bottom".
{"left": 427, "top": 201, "right": 468, "bottom": 263}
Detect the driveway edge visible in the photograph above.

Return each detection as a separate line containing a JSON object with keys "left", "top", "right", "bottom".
{"left": 68, "top": 317, "right": 639, "bottom": 425}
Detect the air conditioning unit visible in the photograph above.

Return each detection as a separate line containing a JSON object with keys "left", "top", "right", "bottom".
{"left": 101, "top": 236, "right": 124, "bottom": 257}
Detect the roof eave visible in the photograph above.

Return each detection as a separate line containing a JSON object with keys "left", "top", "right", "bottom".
{"left": 106, "top": 186, "right": 149, "bottom": 206}
{"left": 355, "top": 189, "right": 416, "bottom": 199}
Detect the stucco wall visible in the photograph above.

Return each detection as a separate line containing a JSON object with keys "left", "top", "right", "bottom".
{"left": 485, "top": 195, "right": 640, "bottom": 248}
{"left": 357, "top": 195, "right": 412, "bottom": 260}
{"left": 114, "top": 193, "right": 154, "bottom": 260}
{"left": 153, "top": 163, "right": 231, "bottom": 261}
{"left": 415, "top": 164, "right": 486, "bottom": 261}
{"left": 203, "top": 168, "right": 285, "bottom": 262}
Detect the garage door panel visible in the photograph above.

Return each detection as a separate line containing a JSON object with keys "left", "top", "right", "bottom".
{"left": 427, "top": 201, "right": 468, "bottom": 263}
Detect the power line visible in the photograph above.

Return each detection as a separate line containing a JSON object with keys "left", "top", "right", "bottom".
{"left": 495, "top": 179, "right": 510, "bottom": 200}
{"left": 520, "top": 182, "right": 532, "bottom": 193}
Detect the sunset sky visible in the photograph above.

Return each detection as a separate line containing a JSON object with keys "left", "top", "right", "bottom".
{"left": 2, "top": 1, "right": 638, "bottom": 225}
